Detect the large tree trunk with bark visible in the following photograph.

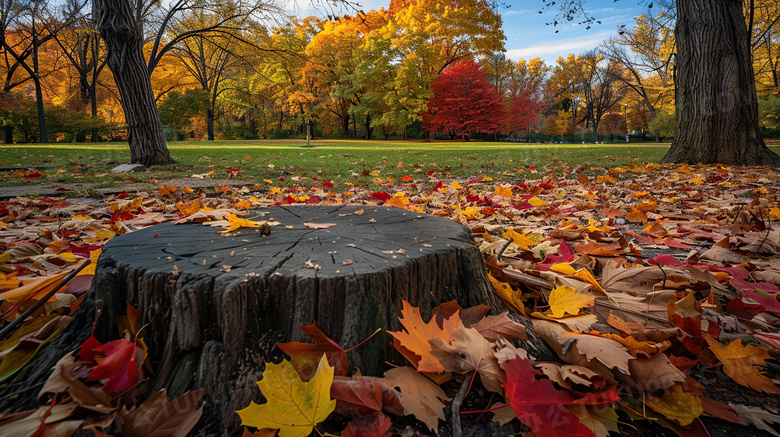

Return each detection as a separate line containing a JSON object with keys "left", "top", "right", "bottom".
{"left": 94, "top": 0, "right": 172, "bottom": 166}
{"left": 663, "top": 0, "right": 780, "bottom": 165}
{"left": 91, "top": 205, "right": 553, "bottom": 434}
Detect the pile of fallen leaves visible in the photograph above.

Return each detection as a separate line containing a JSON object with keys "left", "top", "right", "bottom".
{"left": 0, "top": 162, "right": 779, "bottom": 435}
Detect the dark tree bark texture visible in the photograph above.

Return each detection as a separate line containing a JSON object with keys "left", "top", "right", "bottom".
{"left": 94, "top": 0, "right": 173, "bottom": 166}
{"left": 664, "top": 0, "right": 780, "bottom": 165}
{"left": 91, "top": 205, "right": 552, "bottom": 433}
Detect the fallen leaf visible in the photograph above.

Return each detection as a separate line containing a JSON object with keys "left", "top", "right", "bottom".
{"left": 547, "top": 285, "right": 595, "bottom": 318}
{"left": 303, "top": 222, "right": 337, "bottom": 229}
{"left": 388, "top": 300, "right": 461, "bottom": 373}
{"left": 503, "top": 358, "right": 594, "bottom": 437}
{"left": 429, "top": 325, "right": 504, "bottom": 393}
{"left": 704, "top": 334, "right": 779, "bottom": 393}
{"left": 728, "top": 403, "right": 780, "bottom": 437}
{"left": 331, "top": 375, "right": 403, "bottom": 417}
{"left": 276, "top": 324, "right": 349, "bottom": 380}
{"left": 384, "top": 366, "right": 449, "bottom": 432}
{"left": 236, "top": 355, "right": 336, "bottom": 437}
{"left": 645, "top": 384, "right": 703, "bottom": 426}
{"left": 112, "top": 389, "right": 206, "bottom": 437}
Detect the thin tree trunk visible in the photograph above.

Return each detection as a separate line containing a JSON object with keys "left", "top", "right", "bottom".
{"left": 207, "top": 108, "right": 214, "bottom": 141}
{"left": 94, "top": 0, "right": 172, "bottom": 166}
{"left": 31, "top": 33, "right": 47, "bottom": 144}
{"left": 664, "top": 0, "right": 780, "bottom": 165}
{"left": 4, "top": 126, "right": 12, "bottom": 144}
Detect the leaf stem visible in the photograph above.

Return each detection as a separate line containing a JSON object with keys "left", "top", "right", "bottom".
{"left": 344, "top": 327, "right": 383, "bottom": 353}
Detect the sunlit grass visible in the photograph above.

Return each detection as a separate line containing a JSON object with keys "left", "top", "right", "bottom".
{"left": 0, "top": 139, "right": 726, "bottom": 190}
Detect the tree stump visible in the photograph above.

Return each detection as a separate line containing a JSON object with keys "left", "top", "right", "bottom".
{"left": 91, "top": 205, "right": 550, "bottom": 434}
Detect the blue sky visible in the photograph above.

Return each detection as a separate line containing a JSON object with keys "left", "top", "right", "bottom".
{"left": 288, "top": 0, "right": 643, "bottom": 66}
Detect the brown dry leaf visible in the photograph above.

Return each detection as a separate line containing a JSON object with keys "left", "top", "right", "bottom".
{"left": 625, "top": 207, "right": 648, "bottom": 224}
{"left": 38, "top": 354, "right": 113, "bottom": 412}
{"left": 303, "top": 222, "right": 337, "bottom": 229}
{"left": 700, "top": 237, "right": 755, "bottom": 264}
{"left": 331, "top": 375, "right": 404, "bottom": 418}
{"left": 173, "top": 208, "right": 240, "bottom": 224}
{"left": 626, "top": 352, "right": 686, "bottom": 391}
{"left": 469, "top": 312, "right": 526, "bottom": 341}
{"left": 493, "top": 337, "right": 528, "bottom": 364}
{"left": 536, "top": 362, "right": 607, "bottom": 391}
{"left": 606, "top": 313, "right": 646, "bottom": 335}
{"left": 384, "top": 366, "right": 449, "bottom": 432}
{"left": 728, "top": 403, "right": 780, "bottom": 437}
{"left": 112, "top": 389, "right": 206, "bottom": 437}
{"left": 388, "top": 300, "right": 461, "bottom": 373}
{"left": 572, "top": 240, "right": 625, "bottom": 256}
{"left": 428, "top": 325, "right": 504, "bottom": 393}
{"left": 557, "top": 332, "right": 634, "bottom": 374}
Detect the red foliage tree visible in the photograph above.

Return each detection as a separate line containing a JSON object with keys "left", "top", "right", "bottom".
{"left": 503, "top": 93, "right": 544, "bottom": 135}
{"left": 422, "top": 61, "right": 505, "bottom": 139}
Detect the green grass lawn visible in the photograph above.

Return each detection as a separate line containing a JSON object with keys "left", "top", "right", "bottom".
{"left": 0, "top": 139, "right": 704, "bottom": 189}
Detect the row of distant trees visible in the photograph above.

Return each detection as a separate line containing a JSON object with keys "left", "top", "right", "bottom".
{"left": 1, "top": 0, "right": 780, "bottom": 164}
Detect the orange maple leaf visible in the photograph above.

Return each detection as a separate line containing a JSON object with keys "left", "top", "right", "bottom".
{"left": 159, "top": 185, "right": 179, "bottom": 197}
{"left": 704, "top": 334, "right": 780, "bottom": 394}
{"left": 388, "top": 301, "right": 461, "bottom": 373}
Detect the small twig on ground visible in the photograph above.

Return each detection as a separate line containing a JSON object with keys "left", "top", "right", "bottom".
{"left": 452, "top": 371, "right": 475, "bottom": 437}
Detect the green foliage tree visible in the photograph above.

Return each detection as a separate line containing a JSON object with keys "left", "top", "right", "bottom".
{"left": 157, "top": 88, "right": 209, "bottom": 139}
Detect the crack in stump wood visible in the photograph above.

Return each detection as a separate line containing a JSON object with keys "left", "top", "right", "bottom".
{"left": 90, "top": 205, "right": 551, "bottom": 433}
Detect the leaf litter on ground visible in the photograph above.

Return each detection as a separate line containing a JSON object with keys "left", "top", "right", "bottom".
{"left": 0, "top": 161, "right": 779, "bottom": 435}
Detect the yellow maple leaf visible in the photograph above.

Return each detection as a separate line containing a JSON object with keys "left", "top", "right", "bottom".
{"left": 0, "top": 221, "right": 5, "bottom": 229}
{"left": 645, "top": 384, "right": 703, "bottom": 426}
{"left": 549, "top": 263, "right": 605, "bottom": 293}
{"left": 451, "top": 181, "right": 463, "bottom": 190}
{"left": 502, "top": 229, "right": 538, "bottom": 251}
{"left": 219, "top": 214, "right": 265, "bottom": 233}
{"left": 494, "top": 184, "right": 512, "bottom": 197}
{"left": 528, "top": 197, "right": 549, "bottom": 206}
{"left": 159, "top": 185, "right": 179, "bottom": 196}
{"left": 769, "top": 207, "right": 780, "bottom": 221}
{"left": 690, "top": 176, "right": 704, "bottom": 185}
{"left": 77, "top": 249, "right": 101, "bottom": 276}
{"left": 704, "top": 335, "right": 779, "bottom": 393}
{"left": 237, "top": 355, "right": 336, "bottom": 437}
{"left": 547, "top": 285, "right": 595, "bottom": 318}
{"left": 176, "top": 199, "right": 202, "bottom": 216}
{"left": 488, "top": 273, "right": 526, "bottom": 317}
{"left": 235, "top": 200, "right": 252, "bottom": 209}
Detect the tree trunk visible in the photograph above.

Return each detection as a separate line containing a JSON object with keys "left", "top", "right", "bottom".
{"left": 33, "top": 77, "right": 47, "bottom": 144}
{"left": 207, "top": 107, "right": 214, "bottom": 141}
{"left": 341, "top": 114, "right": 350, "bottom": 137}
{"left": 663, "top": 0, "right": 780, "bottom": 165}
{"left": 91, "top": 205, "right": 553, "bottom": 434}
{"left": 94, "top": 0, "right": 172, "bottom": 166}
{"left": 3, "top": 126, "right": 12, "bottom": 144}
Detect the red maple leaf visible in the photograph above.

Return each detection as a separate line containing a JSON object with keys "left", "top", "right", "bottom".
{"left": 503, "top": 358, "right": 595, "bottom": 437}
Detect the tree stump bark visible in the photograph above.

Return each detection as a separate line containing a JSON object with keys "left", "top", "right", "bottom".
{"left": 91, "top": 205, "right": 551, "bottom": 434}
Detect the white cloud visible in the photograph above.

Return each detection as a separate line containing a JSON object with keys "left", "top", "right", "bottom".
{"left": 505, "top": 30, "right": 614, "bottom": 60}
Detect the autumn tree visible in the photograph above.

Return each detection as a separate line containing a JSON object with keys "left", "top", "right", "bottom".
{"left": 370, "top": 0, "right": 505, "bottom": 131}
{"left": 550, "top": 1, "right": 780, "bottom": 164}
{"left": 579, "top": 51, "right": 625, "bottom": 141}
{"left": 601, "top": 10, "right": 675, "bottom": 142}
{"left": 597, "top": 112, "right": 626, "bottom": 140}
{"left": 422, "top": 60, "right": 504, "bottom": 140}
{"left": 0, "top": 0, "right": 83, "bottom": 143}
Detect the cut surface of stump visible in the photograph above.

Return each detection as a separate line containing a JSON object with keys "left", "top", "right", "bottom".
{"left": 91, "top": 205, "right": 544, "bottom": 433}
